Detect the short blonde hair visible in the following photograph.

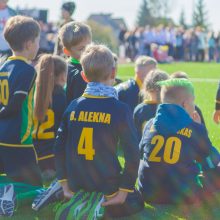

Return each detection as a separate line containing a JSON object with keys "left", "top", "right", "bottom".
{"left": 80, "top": 44, "right": 115, "bottom": 82}
{"left": 135, "top": 56, "right": 157, "bottom": 71}
{"left": 58, "top": 21, "right": 92, "bottom": 50}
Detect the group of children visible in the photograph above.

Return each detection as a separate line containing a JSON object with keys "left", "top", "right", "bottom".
{"left": 0, "top": 15, "right": 219, "bottom": 219}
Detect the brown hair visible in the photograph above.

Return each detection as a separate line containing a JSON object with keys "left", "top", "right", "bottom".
{"left": 58, "top": 21, "right": 92, "bottom": 50}
{"left": 142, "top": 69, "right": 169, "bottom": 100}
{"left": 80, "top": 44, "right": 115, "bottom": 82}
{"left": 4, "top": 15, "right": 40, "bottom": 51}
{"left": 34, "top": 54, "right": 67, "bottom": 122}
{"left": 135, "top": 56, "right": 157, "bottom": 71}
{"left": 170, "top": 71, "right": 189, "bottom": 79}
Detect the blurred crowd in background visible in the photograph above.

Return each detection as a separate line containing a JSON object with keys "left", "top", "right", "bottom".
{"left": 1, "top": 0, "right": 220, "bottom": 63}
{"left": 118, "top": 26, "right": 220, "bottom": 63}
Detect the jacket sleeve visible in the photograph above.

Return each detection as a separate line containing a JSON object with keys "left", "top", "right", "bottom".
{"left": 54, "top": 110, "right": 68, "bottom": 182}
{"left": 118, "top": 104, "right": 140, "bottom": 192}
{"left": 194, "top": 124, "right": 212, "bottom": 162}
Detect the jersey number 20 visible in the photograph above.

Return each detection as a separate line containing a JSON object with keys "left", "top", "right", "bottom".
{"left": 78, "top": 127, "right": 95, "bottom": 160}
{"left": 149, "top": 135, "right": 182, "bottom": 164}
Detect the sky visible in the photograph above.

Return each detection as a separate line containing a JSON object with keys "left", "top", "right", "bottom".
{"left": 9, "top": 0, "right": 220, "bottom": 31}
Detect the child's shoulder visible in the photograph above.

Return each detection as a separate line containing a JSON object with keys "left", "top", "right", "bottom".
{"left": 2, "top": 58, "right": 35, "bottom": 76}
{"left": 68, "top": 96, "right": 130, "bottom": 113}
{"left": 190, "top": 120, "right": 207, "bottom": 135}
{"left": 67, "top": 61, "right": 82, "bottom": 73}
{"left": 134, "top": 101, "right": 158, "bottom": 115}
{"left": 115, "top": 79, "right": 135, "bottom": 92}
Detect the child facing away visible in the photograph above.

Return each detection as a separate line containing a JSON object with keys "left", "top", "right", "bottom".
{"left": 0, "top": 15, "right": 44, "bottom": 217}
{"left": 58, "top": 21, "right": 92, "bottom": 104}
{"left": 138, "top": 78, "right": 213, "bottom": 204}
{"left": 170, "top": 71, "right": 206, "bottom": 126}
{"left": 133, "top": 69, "right": 169, "bottom": 141}
{"left": 32, "top": 54, "right": 67, "bottom": 182}
{"left": 54, "top": 44, "right": 144, "bottom": 219}
{"left": 0, "top": 15, "right": 42, "bottom": 186}
{"left": 115, "top": 56, "right": 157, "bottom": 112}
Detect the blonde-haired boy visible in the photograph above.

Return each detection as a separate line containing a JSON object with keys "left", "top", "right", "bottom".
{"left": 58, "top": 21, "right": 92, "bottom": 104}
{"left": 54, "top": 44, "right": 143, "bottom": 219}
{"left": 115, "top": 56, "right": 157, "bottom": 112}
{"left": 138, "top": 78, "right": 212, "bottom": 204}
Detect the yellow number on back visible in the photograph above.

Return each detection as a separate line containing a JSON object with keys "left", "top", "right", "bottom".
{"left": 164, "top": 137, "right": 181, "bottom": 164}
{"left": 32, "top": 109, "right": 55, "bottom": 139}
{"left": 149, "top": 135, "right": 164, "bottom": 162}
{"left": 0, "top": 79, "right": 9, "bottom": 105}
{"left": 149, "top": 135, "right": 182, "bottom": 164}
{"left": 78, "top": 127, "right": 95, "bottom": 160}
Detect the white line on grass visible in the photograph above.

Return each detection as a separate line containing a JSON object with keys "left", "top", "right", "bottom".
{"left": 119, "top": 75, "right": 219, "bottom": 83}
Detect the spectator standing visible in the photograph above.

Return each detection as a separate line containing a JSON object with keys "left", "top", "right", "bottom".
{"left": 54, "top": 1, "right": 76, "bottom": 55}
{"left": 208, "top": 32, "right": 215, "bottom": 62}
{"left": 0, "top": 0, "right": 16, "bottom": 57}
{"left": 196, "top": 27, "right": 206, "bottom": 62}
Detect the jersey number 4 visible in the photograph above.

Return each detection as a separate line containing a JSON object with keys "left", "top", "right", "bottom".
{"left": 78, "top": 127, "right": 95, "bottom": 160}
{"left": 149, "top": 135, "right": 182, "bottom": 164}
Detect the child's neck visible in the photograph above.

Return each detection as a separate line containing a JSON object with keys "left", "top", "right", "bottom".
{"left": 69, "top": 57, "right": 80, "bottom": 64}
{"left": 147, "top": 92, "right": 159, "bottom": 102}
{"left": 12, "top": 51, "right": 30, "bottom": 61}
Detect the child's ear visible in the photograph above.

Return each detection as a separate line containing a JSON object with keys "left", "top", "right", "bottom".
{"left": 24, "top": 40, "right": 32, "bottom": 50}
{"left": 63, "top": 48, "right": 71, "bottom": 56}
{"left": 110, "top": 67, "right": 116, "bottom": 79}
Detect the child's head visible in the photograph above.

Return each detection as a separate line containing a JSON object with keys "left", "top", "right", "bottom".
{"left": 142, "top": 69, "right": 169, "bottom": 101}
{"left": 0, "top": 0, "right": 8, "bottom": 8}
{"left": 170, "top": 71, "right": 188, "bottom": 79}
{"left": 135, "top": 56, "right": 157, "bottom": 82}
{"left": 4, "top": 15, "right": 40, "bottom": 60}
{"left": 159, "top": 78, "right": 195, "bottom": 116}
{"left": 61, "top": 1, "right": 76, "bottom": 20}
{"left": 34, "top": 54, "right": 67, "bottom": 121}
{"left": 58, "top": 21, "right": 92, "bottom": 60}
{"left": 80, "top": 44, "right": 115, "bottom": 85}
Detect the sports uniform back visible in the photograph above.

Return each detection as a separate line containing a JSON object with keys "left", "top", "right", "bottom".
{"left": 0, "top": 57, "right": 35, "bottom": 145}
{"left": 134, "top": 100, "right": 158, "bottom": 141}
{"left": 138, "top": 104, "right": 211, "bottom": 203}
{"left": 55, "top": 94, "right": 139, "bottom": 195}
{"left": 0, "top": 56, "right": 42, "bottom": 186}
{"left": 115, "top": 78, "right": 142, "bottom": 113}
{"left": 33, "top": 85, "right": 66, "bottom": 171}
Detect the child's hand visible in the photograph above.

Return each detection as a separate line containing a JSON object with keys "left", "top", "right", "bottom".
{"left": 102, "top": 190, "right": 128, "bottom": 206}
{"left": 213, "top": 110, "right": 220, "bottom": 124}
{"left": 63, "top": 189, "right": 74, "bottom": 200}
{"left": 192, "top": 111, "right": 201, "bottom": 124}
{"left": 60, "top": 180, "right": 74, "bottom": 200}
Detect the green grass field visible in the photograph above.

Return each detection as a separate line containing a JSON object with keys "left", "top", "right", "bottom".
{"left": 2, "top": 62, "right": 220, "bottom": 220}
